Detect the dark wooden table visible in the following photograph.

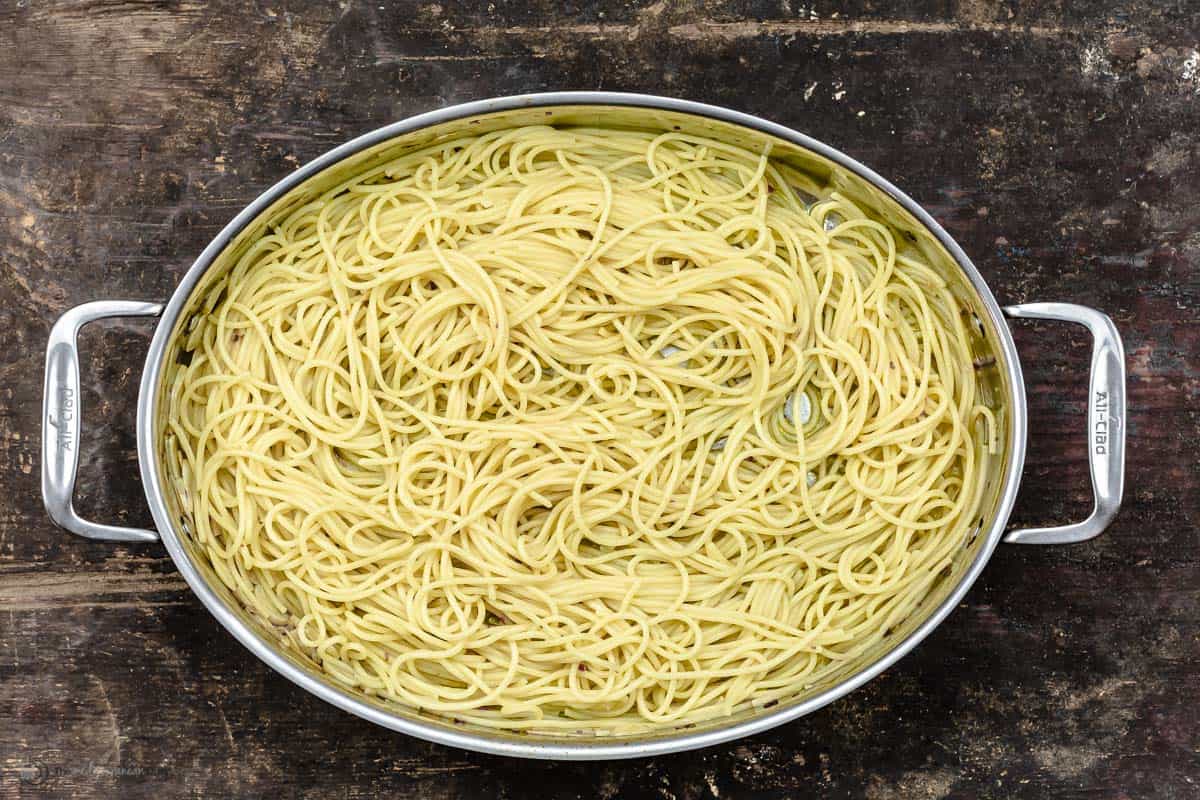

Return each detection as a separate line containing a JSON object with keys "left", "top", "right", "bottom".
{"left": 2, "top": 2, "right": 1197, "bottom": 798}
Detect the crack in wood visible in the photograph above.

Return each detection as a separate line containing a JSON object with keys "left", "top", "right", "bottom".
{"left": 0, "top": 571, "right": 189, "bottom": 610}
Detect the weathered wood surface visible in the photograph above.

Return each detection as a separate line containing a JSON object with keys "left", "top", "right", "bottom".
{"left": 1, "top": 1, "right": 1197, "bottom": 798}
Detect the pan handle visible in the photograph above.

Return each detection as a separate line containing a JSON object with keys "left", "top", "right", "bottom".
{"left": 1003, "top": 303, "right": 1126, "bottom": 545}
{"left": 42, "top": 300, "right": 163, "bottom": 542}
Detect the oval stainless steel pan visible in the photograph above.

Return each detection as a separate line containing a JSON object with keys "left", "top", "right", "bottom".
{"left": 40, "top": 92, "right": 1127, "bottom": 759}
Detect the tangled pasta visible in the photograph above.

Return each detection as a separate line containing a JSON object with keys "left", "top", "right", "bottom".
{"left": 164, "top": 124, "right": 996, "bottom": 732}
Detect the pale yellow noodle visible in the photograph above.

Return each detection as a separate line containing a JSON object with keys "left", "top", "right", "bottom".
{"left": 164, "top": 125, "right": 995, "bottom": 733}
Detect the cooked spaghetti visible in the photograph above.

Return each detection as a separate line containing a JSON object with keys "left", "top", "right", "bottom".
{"left": 163, "top": 125, "right": 996, "bottom": 732}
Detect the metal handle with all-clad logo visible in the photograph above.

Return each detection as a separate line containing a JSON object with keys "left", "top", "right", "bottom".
{"left": 1002, "top": 302, "right": 1127, "bottom": 545}
{"left": 41, "top": 300, "right": 163, "bottom": 542}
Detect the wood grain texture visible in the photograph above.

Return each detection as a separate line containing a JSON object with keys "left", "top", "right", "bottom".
{"left": 1, "top": 1, "right": 1197, "bottom": 798}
